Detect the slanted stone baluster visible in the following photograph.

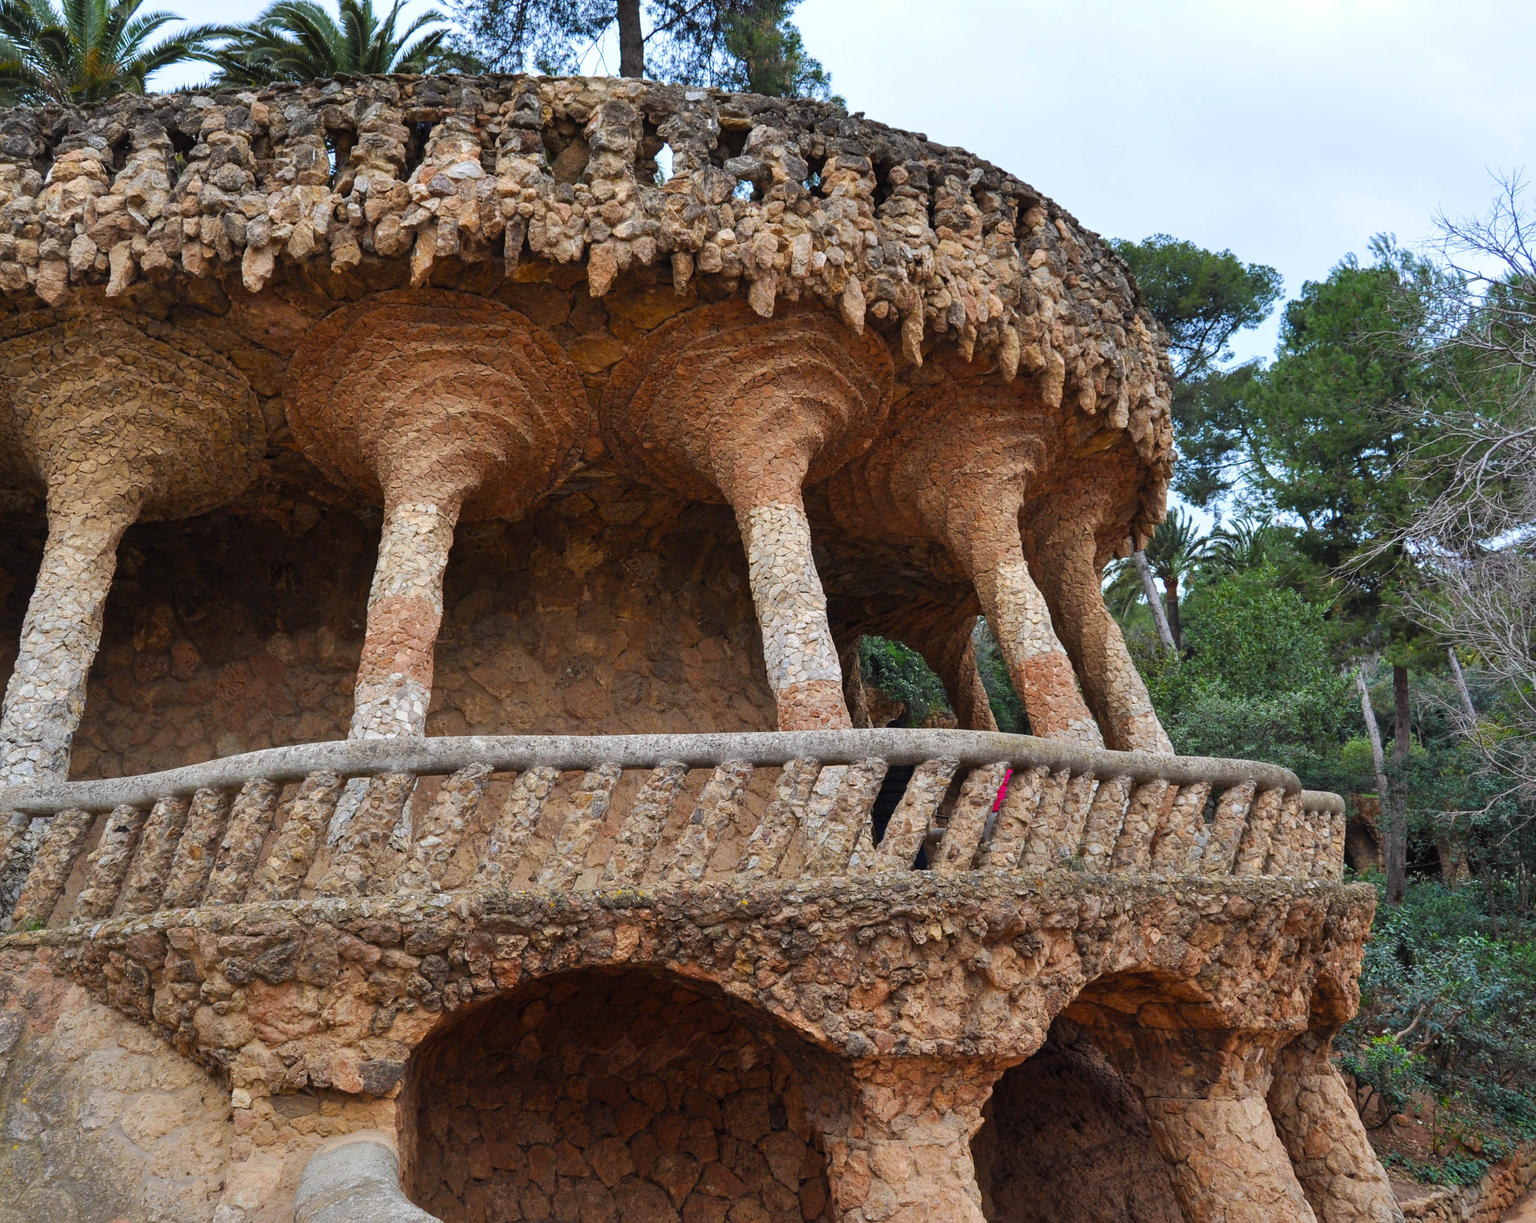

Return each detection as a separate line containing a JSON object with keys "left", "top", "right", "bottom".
{"left": 398, "top": 764, "right": 492, "bottom": 892}
{"left": 162, "top": 788, "right": 232, "bottom": 908}
{"left": 0, "top": 811, "right": 36, "bottom": 917}
{"left": 477, "top": 767, "right": 560, "bottom": 883}
{"left": 663, "top": 760, "right": 753, "bottom": 883}
{"left": 1112, "top": 779, "right": 1172, "bottom": 870}
{"left": 318, "top": 773, "right": 414, "bottom": 896}
{"left": 286, "top": 292, "right": 589, "bottom": 740}
{"left": 1235, "top": 788, "right": 1287, "bottom": 876}
{"left": 538, "top": 763, "right": 624, "bottom": 888}
{"left": 1204, "top": 782, "right": 1257, "bottom": 875}
{"left": 802, "top": 758, "right": 887, "bottom": 875}
{"left": 75, "top": 803, "right": 145, "bottom": 919}
{"left": 1079, "top": 775, "right": 1132, "bottom": 869}
{"left": 739, "top": 758, "right": 820, "bottom": 878}
{"left": 600, "top": 761, "right": 689, "bottom": 885}
{"left": 602, "top": 302, "right": 894, "bottom": 729}
{"left": 246, "top": 772, "right": 342, "bottom": 902}
{"left": 1017, "top": 768, "right": 1070, "bottom": 871}
{"left": 1096, "top": 1028, "right": 1318, "bottom": 1223}
{"left": 983, "top": 763, "right": 1048, "bottom": 869}
{"left": 1150, "top": 782, "right": 1211, "bottom": 874}
{"left": 933, "top": 763, "right": 1008, "bottom": 872}
{"left": 866, "top": 758, "right": 957, "bottom": 871}
{"left": 117, "top": 795, "right": 189, "bottom": 914}
{"left": 7, "top": 807, "right": 92, "bottom": 929}
{"left": 803, "top": 1057, "right": 1003, "bottom": 1223}
{"left": 1052, "top": 774, "right": 1100, "bottom": 863}
{"left": 1269, "top": 1032, "right": 1405, "bottom": 1223}
{"left": 0, "top": 316, "right": 262, "bottom": 783}
{"left": 204, "top": 779, "right": 281, "bottom": 904}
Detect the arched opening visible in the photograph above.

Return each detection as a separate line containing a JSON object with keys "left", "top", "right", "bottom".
{"left": 971, "top": 1021, "right": 1183, "bottom": 1223}
{"left": 399, "top": 968, "right": 834, "bottom": 1222}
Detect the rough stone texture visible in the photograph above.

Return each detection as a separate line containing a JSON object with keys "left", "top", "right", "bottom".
{"left": 0, "top": 959, "right": 229, "bottom": 1222}
{"left": 1398, "top": 1143, "right": 1536, "bottom": 1222}
{"left": 399, "top": 969, "right": 834, "bottom": 1223}
{"left": 970, "top": 1030, "right": 1184, "bottom": 1223}
{"left": 0, "top": 72, "right": 1402, "bottom": 1223}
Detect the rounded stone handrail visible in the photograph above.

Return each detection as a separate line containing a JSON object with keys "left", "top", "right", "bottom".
{"left": 294, "top": 1133, "right": 441, "bottom": 1223}
{"left": 0, "top": 729, "right": 1305, "bottom": 814}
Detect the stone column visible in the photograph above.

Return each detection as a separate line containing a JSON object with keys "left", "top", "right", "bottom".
{"left": 0, "top": 500, "right": 137, "bottom": 783}
{"left": 1097, "top": 1027, "right": 1318, "bottom": 1223}
{"left": 1024, "top": 484, "right": 1174, "bottom": 754}
{"left": 350, "top": 493, "right": 464, "bottom": 740}
{"left": 601, "top": 302, "right": 895, "bottom": 731}
{"left": 1269, "top": 1032, "right": 1405, "bottom": 1223}
{"left": 0, "top": 315, "right": 263, "bottom": 784}
{"left": 948, "top": 509, "right": 1103, "bottom": 746}
{"left": 285, "top": 291, "right": 590, "bottom": 741}
{"left": 803, "top": 1057, "right": 1001, "bottom": 1223}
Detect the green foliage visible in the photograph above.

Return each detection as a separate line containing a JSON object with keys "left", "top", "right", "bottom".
{"left": 199, "top": 0, "right": 451, "bottom": 84}
{"left": 973, "top": 619, "right": 1026, "bottom": 734}
{"left": 451, "top": 0, "right": 835, "bottom": 99}
{"left": 1338, "top": 1034, "right": 1426, "bottom": 1118}
{"left": 1139, "top": 566, "right": 1353, "bottom": 780}
{"left": 857, "top": 636, "right": 947, "bottom": 729}
{"left": 1109, "top": 234, "right": 1283, "bottom": 381}
{"left": 0, "top": 0, "right": 216, "bottom": 104}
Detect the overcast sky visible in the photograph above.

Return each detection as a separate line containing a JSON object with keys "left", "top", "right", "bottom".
{"left": 154, "top": 0, "right": 1536, "bottom": 363}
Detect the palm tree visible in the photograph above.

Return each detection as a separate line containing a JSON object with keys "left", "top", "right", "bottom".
{"left": 1140, "top": 507, "right": 1212, "bottom": 651}
{"left": 0, "top": 0, "right": 215, "bottom": 106}
{"left": 197, "top": 0, "right": 452, "bottom": 85}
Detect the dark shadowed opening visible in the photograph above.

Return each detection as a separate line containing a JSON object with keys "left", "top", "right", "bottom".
{"left": 971, "top": 1023, "right": 1183, "bottom": 1223}
{"left": 399, "top": 967, "right": 834, "bottom": 1223}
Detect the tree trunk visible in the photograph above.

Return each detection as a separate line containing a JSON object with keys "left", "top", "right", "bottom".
{"left": 616, "top": 0, "right": 645, "bottom": 77}
{"left": 1163, "top": 571, "right": 1183, "bottom": 650}
{"left": 1357, "top": 667, "right": 1404, "bottom": 904}
{"left": 1393, "top": 664, "right": 1411, "bottom": 762}
{"left": 1132, "top": 550, "right": 1176, "bottom": 655}
{"left": 1447, "top": 647, "right": 1477, "bottom": 725}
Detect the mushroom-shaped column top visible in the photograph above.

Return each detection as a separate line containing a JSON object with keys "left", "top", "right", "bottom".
{"left": 602, "top": 300, "right": 894, "bottom": 506}
{"left": 285, "top": 290, "right": 591, "bottom": 741}
{"left": 602, "top": 301, "right": 894, "bottom": 731}
{"left": 285, "top": 289, "right": 590, "bottom": 518}
{"left": 2, "top": 313, "right": 264, "bottom": 517}
{"left": 828, "top": 369, "right": 1103, "bottom": 748}
{"left": 0, "top": 313, "right": 263, "bottom": 783}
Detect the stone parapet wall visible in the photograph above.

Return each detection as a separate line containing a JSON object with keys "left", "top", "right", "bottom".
{"left": 1399, "top": 1145, "right": 1536, "bottom": 1222}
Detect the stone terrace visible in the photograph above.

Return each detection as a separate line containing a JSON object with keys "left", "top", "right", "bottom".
{"left": 0, "top": 75, "right": 1403, "bottom": 1223}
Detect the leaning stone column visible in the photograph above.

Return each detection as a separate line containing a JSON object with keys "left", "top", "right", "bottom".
{"left": 801, "top": 1056, "right": 1002, "bottom": 1223}
{"left": 828, "top": 367, "right": 1103, "bottom": 746}
{"left": 603, "top": 302, "right": 894, "bottom": 730}
{"left": 0, "top": 316, "right": 263, "bottom": 783}
{"left": 1094, "top": 1026, "right": 1318, "bottom": 1223}
{"left": 286, "top": 291, "right": 589, "bottom": 739}
{"left": 1269, "top": 1032, "right": 1404, "bottom": 1223}
{"left": 1022, "top": 467, "right": 1174, "bottom": 753}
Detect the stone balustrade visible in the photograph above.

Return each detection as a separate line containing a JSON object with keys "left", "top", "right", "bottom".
{"left": 0, "top": 729, "right": 1345, "bottom": 931}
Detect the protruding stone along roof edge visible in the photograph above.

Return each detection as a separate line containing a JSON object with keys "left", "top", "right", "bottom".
{"left": 0, "top": 72, "right": 1173, "bottom": 545}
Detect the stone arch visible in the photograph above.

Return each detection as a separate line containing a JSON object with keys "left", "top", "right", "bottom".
{"left": 970, "top": 1020, "right": 1183, "bottom": 1223}
{"left": 398, "top": 966, "right": 837, "bottom": 1223}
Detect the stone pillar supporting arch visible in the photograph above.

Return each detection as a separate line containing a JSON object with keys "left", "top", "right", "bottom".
{"left": 1268, "top": 1031, "right": 1405, "bottom": 1223}
{"left": 602, "top": 301, "right": 894, "bottom": 731}
{"left": 800, "top": 1056, "right": 1003, "bottom": 1223}
{"left": 1087, "top": 1024, "right": 1319, "bottom": 1223}
{"left": 0, "top": 315, "right": 264, "bottom": 784}
{"left": 827, "top": 369, "right": 1104, "bottom": 748}
{"left": 286, "top": 290, "right": 590, "bottom": 740}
